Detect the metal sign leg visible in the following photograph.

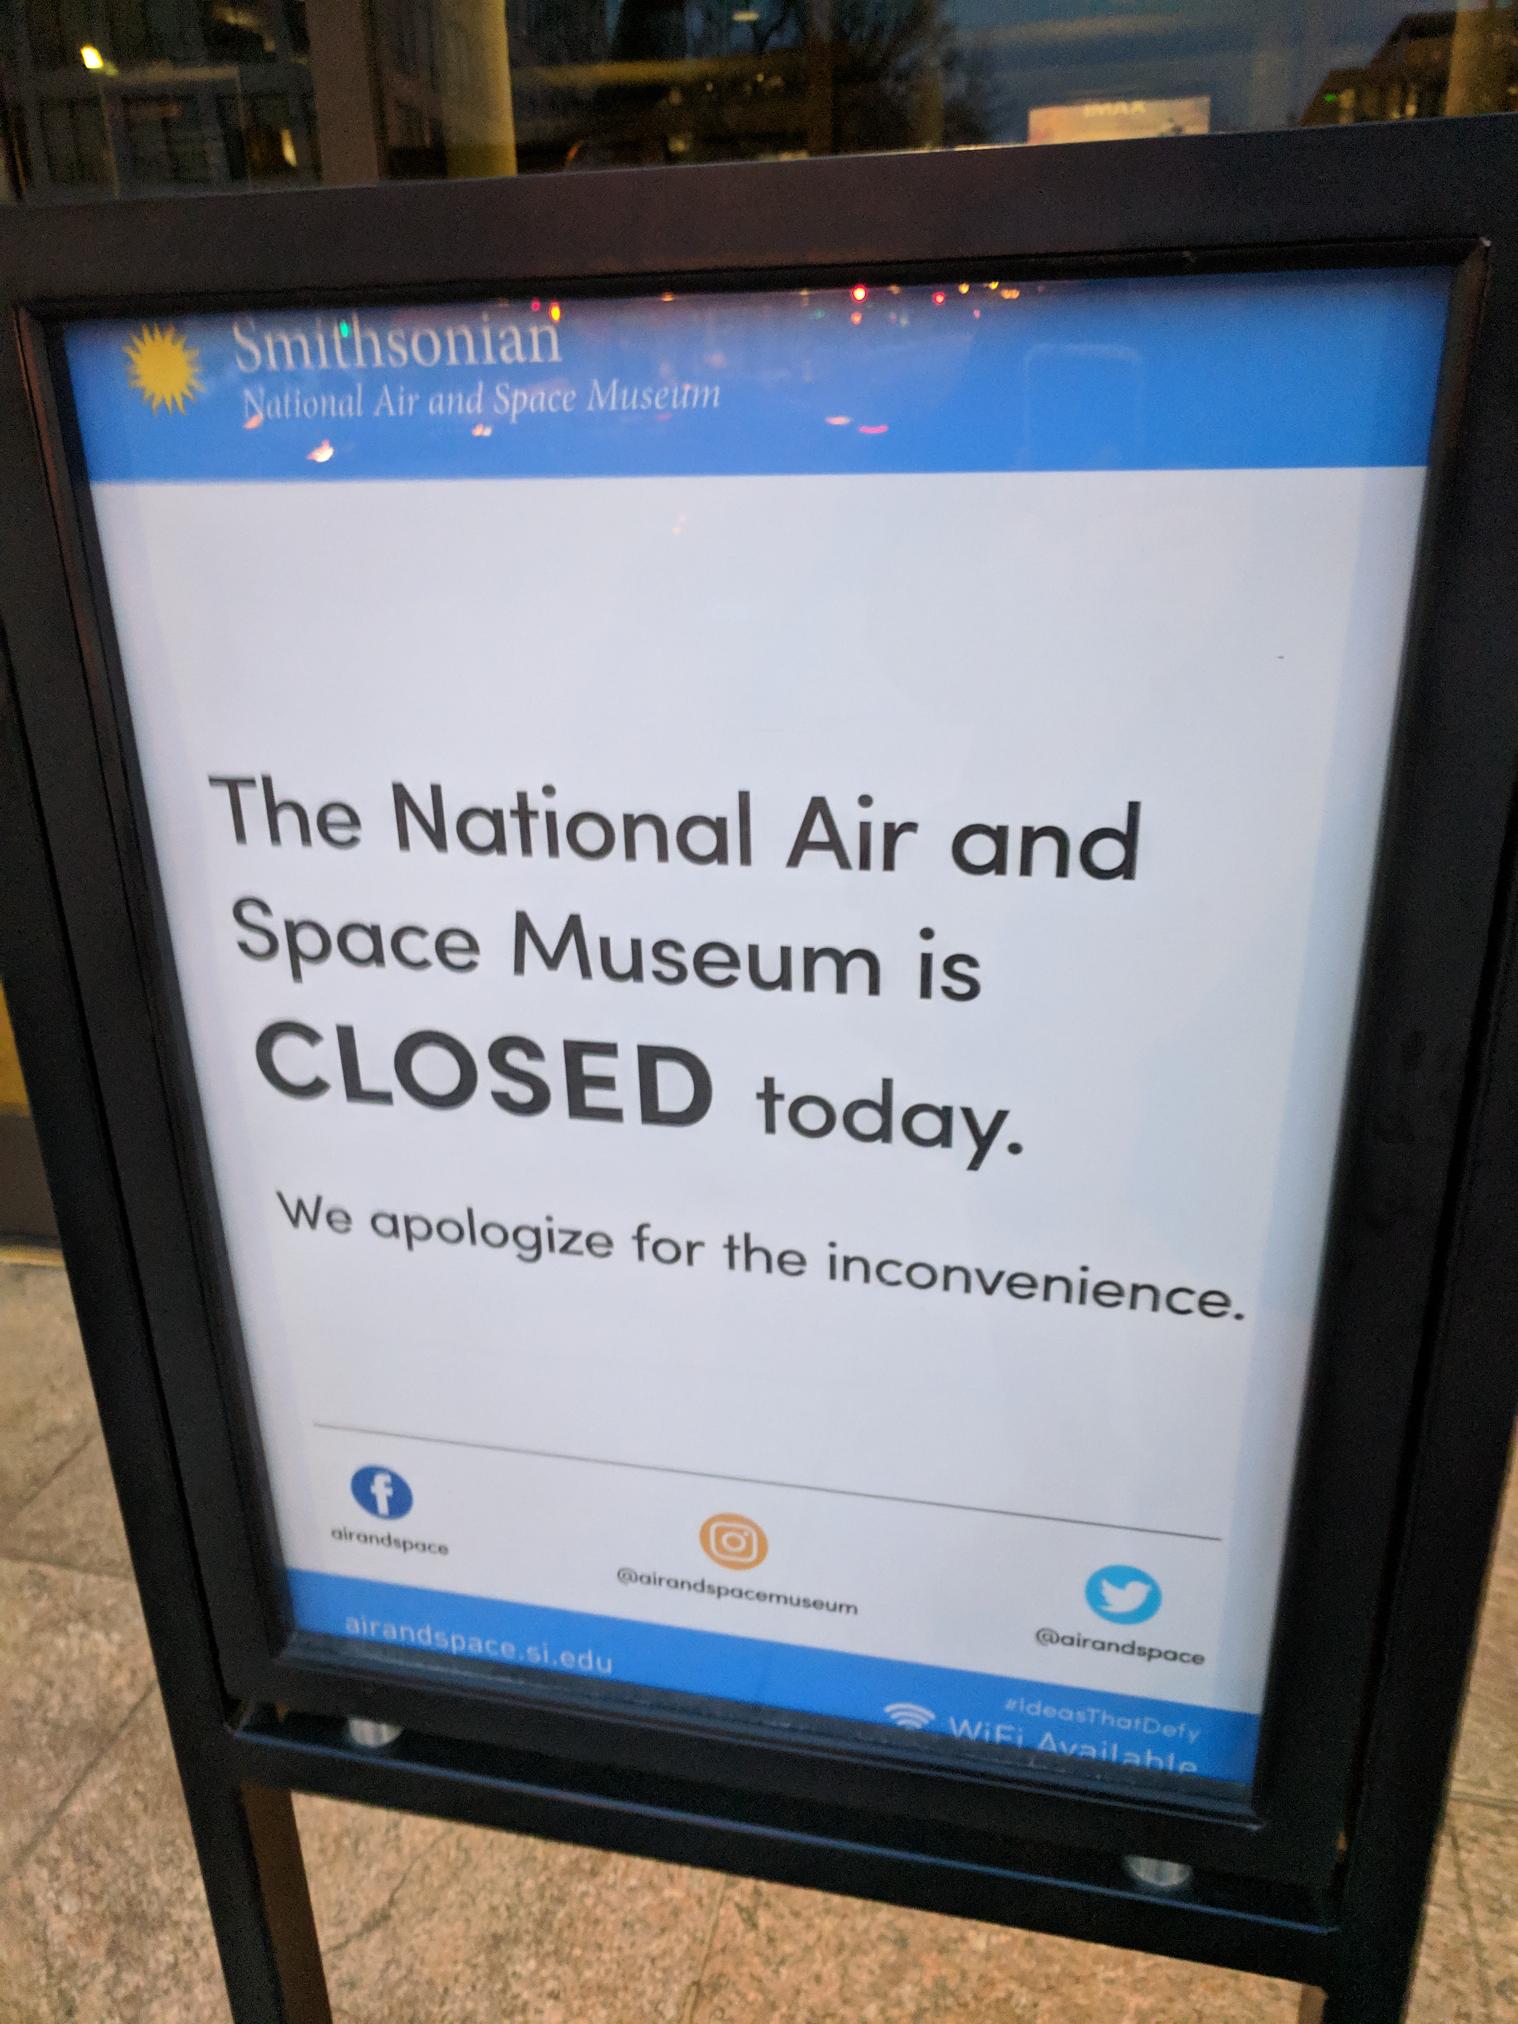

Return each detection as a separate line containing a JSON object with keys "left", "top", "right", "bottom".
{"left": 0, "top": 678, "right": 332, "bottom": 2024}
{"left": 182, "top": 1782, "right": 331, "bottom": 2023}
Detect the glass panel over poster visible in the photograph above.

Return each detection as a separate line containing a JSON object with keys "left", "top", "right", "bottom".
{"left": 63, "top": 267, "right": 1449, "bottom": 1798}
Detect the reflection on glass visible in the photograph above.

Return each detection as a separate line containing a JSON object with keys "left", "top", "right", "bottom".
{"left": 1303, "top": 7, "right": 1518, "bottom": 123}
{"left": 0, "top": 0, "right": 315, "bottom": 194}
{"left": 0, "top": 1, "right": 1514, "bottom": 189}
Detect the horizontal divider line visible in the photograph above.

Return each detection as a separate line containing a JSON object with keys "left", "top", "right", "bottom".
{"left": 312, "top": 1421, "right": 1221, "bottom": 1543}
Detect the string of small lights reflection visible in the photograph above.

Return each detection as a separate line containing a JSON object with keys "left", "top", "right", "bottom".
{"left": 820, "top": 281, "right": 1022, "bottom": 310}
{"left": 814, "top": 275, "right": 1038, "bottom": 436}
{"left": 240, "top": 280, "right": 1046, "bottom": 467}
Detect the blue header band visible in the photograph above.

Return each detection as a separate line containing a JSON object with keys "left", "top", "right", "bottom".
{"left": 67, "top": 269, "right": 1449, "bottom": 485}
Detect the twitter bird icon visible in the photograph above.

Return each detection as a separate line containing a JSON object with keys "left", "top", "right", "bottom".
{"left": 1085, "top": 1564, "right": 1163, "bottom": 1624}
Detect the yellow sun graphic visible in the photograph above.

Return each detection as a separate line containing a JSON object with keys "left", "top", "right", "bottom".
{"left": 123, "top": 324, "right": 203, "bottom": 414}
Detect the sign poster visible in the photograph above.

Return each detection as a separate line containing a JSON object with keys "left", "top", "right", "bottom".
{"left": 1027, "top": 97, "right": 1211, "bottom": 145}
{"left": 65, "top": 270, "right": 1447, "bottom": 1791}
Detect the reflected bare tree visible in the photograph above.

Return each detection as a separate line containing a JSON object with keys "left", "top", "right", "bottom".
{"left": 570, "top": 0, "right": 995, "bottom": 167}
{"left": 828, "top": 0, "right": 997, "bottom": 151}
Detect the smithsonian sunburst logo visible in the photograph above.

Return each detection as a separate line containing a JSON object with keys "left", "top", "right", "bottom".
{"left": 123, "top": 324, "right": 202, "bottom": 413}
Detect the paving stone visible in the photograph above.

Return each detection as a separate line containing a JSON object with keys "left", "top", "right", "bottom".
{"left": 0, "top": 1261, "right": 96, "bottom": 1527}
{"left": 305, "top": 1802, "right": 723, "bottom": 2024}
{"left": 0, "top": 1556, "right": 153, "bottom": 1873}
{"left": 0, "top": 1692, "right": 223, "bottom": 2024}
{"left": 1449, "top": 1799, "right": 1518, "bottom": 2023}
{"left": 1, "top": 1436, "right": 133, "bottom": 1580}
{"left": 689, "top": 1876, "right": 1300, "bottom": 2023}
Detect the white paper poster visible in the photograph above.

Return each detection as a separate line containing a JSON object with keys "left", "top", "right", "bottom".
{"left": 66, "top": 268, "right": 1448, "bottom": 1786}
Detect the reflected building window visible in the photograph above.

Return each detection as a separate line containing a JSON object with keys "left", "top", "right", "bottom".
{"left": 1304, "top": 9, "right": 1518, "bottom": 123}
{"left": 1, "top": 0, "right": 315, "bottom": 195}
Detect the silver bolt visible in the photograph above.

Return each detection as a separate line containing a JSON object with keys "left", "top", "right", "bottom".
{"left": 344, "top": 1717, "right": 403, "bottom": 1750}
{"left": 1122, "top": 1855, "right": 1194, "bottom": 1893}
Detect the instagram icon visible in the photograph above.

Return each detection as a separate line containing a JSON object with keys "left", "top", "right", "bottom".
{"left": 700, "top": 1512, "right": 768, "bottom": 1569}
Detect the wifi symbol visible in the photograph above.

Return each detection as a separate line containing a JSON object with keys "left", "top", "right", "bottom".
{"left": 884, "top": 1701, "right": 936, "bottom": 1730}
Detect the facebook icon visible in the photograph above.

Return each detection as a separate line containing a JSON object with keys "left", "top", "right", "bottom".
{"left": 351, "top": 1465, "right": 413, "bottom": 1521}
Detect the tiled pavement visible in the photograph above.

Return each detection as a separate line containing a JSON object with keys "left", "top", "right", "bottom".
{"left": 0, "top": 1254, "right": 1512, "bottom": 2022}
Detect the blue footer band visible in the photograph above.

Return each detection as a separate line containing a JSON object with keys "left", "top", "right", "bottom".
{"left": 288, "top": 1566, "right": 1258, "bottom": 1783}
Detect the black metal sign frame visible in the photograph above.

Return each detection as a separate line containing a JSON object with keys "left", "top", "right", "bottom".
{"left": 2, "top": 117, "right": 1517, "bottom": 2023}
